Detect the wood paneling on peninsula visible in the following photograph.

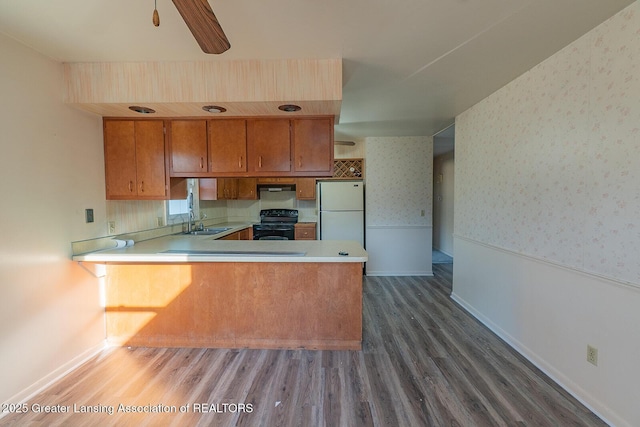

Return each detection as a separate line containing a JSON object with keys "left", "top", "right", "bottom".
{"left": 63, "top": 59, "right": 342, "bottom": 118}
{"left": 105, "top": 262, "right": 362, "bottom": 350}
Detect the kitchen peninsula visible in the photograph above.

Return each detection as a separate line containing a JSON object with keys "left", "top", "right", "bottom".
{"left": 74, "top": 231, "right": 367, "bottom": 351}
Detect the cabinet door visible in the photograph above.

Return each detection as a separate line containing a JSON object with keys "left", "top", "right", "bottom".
{"left": 237, "top": 227, "right": 252, "bottom": 240}
{"left": 209, "top": 120, "right": 247, "bottom": 173}
{"left": 216, "top": 178, "right": 239, "bottom": 199}
{"left": 104, "top": 121, "right": 137, "bottom": 199}
{"left": 296, "top": 178, "right": 316, "bottom": 200}
{"left": 237, "top": 178, "right": 258, "bottom": 200}
{"left": 135, "top": 121, "right": 167, "bottom": 198}
{"left": 294, "top": 223, "right": 316, "bottom": 240}
{"left": 292, "top": 118, "right": 333, "bottom": 173}
{"left": 198, "top": 178, "right": 219, "bottom": 200}
{"left": 247, "top": 119, "right": 291, "bottom": 173}
{"left": 170, "top": 120, "right": 207, "bottom": 174}
{"left": 220, "top": 231, "right": 240, "bottom": 240}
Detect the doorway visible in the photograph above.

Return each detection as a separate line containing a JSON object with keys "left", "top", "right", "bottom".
{"left": 432, "top": 125, "right": 455, "bottom": 264}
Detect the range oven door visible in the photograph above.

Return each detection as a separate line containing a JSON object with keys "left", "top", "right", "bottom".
{"left": 252, "top": 225, "right": 295, "bottom": 240}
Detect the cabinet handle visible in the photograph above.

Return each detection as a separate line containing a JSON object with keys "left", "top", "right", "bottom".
{"left": 200, "top": 157, "right": 204, "bottom": 170}
{"left": 258, "top": 156, "right": 262, "bottom": 168}
{"left": 298, "top": 156, "right": 302, "bottom": 168}
{"left": 140, "top": 181, "right": 144, "bottom": 193}
{"left": 128, "top": 181, "right": 133, "bottom": 192}
{"left": 239, "top": 156, "right": 243, "bottom": 169}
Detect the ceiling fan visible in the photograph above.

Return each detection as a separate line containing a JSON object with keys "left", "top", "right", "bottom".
{"left": 154, "top": 0, "right": 230, "bottom": 54}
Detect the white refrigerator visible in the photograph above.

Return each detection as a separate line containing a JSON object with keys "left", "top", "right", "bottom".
{"left": 317, "top": 180, "right": 365, "bottom": 247}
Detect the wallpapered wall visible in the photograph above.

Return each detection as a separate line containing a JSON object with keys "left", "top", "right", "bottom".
{"left": 364, "top": 136, "right": 433, "bottom": 275}
{"left": 365, "top": 136, "right": 432, "bottom": 226}
{"left": 456, "top": 5, "right": 640, "bottom": 285}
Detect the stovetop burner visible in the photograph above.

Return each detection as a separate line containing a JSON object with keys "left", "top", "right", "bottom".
{"left": 253, "top": 209, "right": 298, "bottom": 240}
{"left": 259, "top": 209, "right": 299, "bottom": 224}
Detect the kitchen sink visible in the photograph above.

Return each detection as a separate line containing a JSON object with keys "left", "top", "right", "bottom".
{"left": 184, "top": 227, "right": 232, "bottom": 236}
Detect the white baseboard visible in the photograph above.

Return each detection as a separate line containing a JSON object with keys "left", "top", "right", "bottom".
{"left": 0, "top": 341, "right": 108, "bottom": 419}
{"left": 366, "top": 271, "right": 433, "bottom": 277}
{"left": 450, "top": 292, "right": 616, "bottom": 427}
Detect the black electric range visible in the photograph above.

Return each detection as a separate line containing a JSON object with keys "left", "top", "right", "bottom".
{"left": 252, "top": 209, "right": 299, "bottom": 240}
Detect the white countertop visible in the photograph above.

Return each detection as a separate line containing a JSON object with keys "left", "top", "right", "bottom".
{"left": 73, "top": 227, "right": 367, "bottom": 264}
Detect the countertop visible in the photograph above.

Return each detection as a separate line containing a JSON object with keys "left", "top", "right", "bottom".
{"left": 73, "top": 223, "right": 367, "bottom": 264}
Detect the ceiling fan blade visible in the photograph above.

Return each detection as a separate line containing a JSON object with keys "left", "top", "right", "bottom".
{"left": 171, "top": 0, "right": 230, "bottom": 54}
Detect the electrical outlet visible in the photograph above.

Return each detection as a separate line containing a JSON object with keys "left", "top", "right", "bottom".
{"left": 587, "top": 345, "right": 598, "bottom": 366}
{"left": 108, "top": 221, "right": 116, "bottom": 234}
{"left": 85, "top": 208, "right": 94, "bottom": 223}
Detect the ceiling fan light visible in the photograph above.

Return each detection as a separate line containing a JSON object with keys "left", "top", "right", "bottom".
{"left": 129, "top": 106, "right": 156, "bottom": 114}
{"left": 278, "top": 104, "right": 301, "bottom": 112}
{"left": 202, "top": 105, "right": 227, "bottom": 113}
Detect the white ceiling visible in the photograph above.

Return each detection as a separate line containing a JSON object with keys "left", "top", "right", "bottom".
{"left": 0, "top": 0, "right": 634, "bottom": 142}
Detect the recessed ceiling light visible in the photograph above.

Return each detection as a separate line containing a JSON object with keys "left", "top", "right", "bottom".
{"left": 129, "top": 106, "right": 156, "bottom": 114}
{"left": 278, "top": 104, "right": 301, "bottom": 112}
{"left": 202, "top": 105, "right": 227, "bottom": 113}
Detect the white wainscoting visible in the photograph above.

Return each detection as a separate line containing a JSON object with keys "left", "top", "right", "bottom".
{"left": 451, "top": 236, "right": 640, "bottom": 427}
{"left": 365, "top": 225, "right": 432, "bottom": 276}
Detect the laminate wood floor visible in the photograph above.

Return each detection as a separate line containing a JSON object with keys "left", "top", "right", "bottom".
{"left": 1, "top": 264, "right": 606, "bottom": 427}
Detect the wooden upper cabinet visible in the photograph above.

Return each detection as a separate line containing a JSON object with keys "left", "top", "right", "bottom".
{"left": 170, "top": 120, "right": 207, "bottom": 174}
{"left": 104, "top": 121, "right": 136, "bottom": 199}
{"left": 104, "top": 120, "right": 167, "bottom": 200}
{"left": 292, "top": 117, "right": 334, "bottom": 174}
{"left": 237, "top": 178, "right": 258, "bottom": 199}
{"left": 208, "top": 119, "right": 247, "bottom": 173}
{"left": 296, "top": 178, "right": 316, "bottom": 200}
{"left": 164, "top": 117, "right": 334, "bottom": 180}
{"left": 216, "top": 178, "right": 238, "bottom": 200}
{"left": 135, "top": 121, "right": 167, "bottom": 198}
{"left": 247, "top": 119, "right": 291, "bottom": 174}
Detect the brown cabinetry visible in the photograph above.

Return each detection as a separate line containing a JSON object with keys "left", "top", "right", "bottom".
{"left": 295, "top": 178, "right": 316, "bottom": 200}
{"left": 295, "top": 222, "right": 317, "bottom": 240}
{"left": 237, "top": 178, "right": 258, "bottom": 199}
{"left": 216, "top": 178, "right": 238, "bottom": 199}
{"left": 196, "top": 178, "right": 257, "bottom": 200}
{"left": 170, "top": 119, "right": 248, "bottom": 176}
{"left": 104, "top": 120, "right": 167, "bottom": 200}
{"left": 209, "top": 119, "right": 247, "bottom": 173}
{"left": 168, "top": 117, "right": 333, "bottom": 178}
{"left": 220, "top": 227, "right": 252, "bottom": 240}
{"left": 169, "top": 120, "right": 208, "bottom": 174}
{"left": 247, "top": 119, "right": 291, "bottom": 174}
{"left": 292, "top": 118, "right": 334, "bottom": 174}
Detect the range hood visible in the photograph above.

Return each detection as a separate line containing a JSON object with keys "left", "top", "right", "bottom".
{"left": 258, "top": 183, "right": 295, "bottom": 192}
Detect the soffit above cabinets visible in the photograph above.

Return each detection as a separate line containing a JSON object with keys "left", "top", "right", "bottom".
{"left": 63, "top": 58, "right": 342, "bottom": 119}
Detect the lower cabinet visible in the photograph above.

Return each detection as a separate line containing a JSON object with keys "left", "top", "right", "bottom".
{"left": 295, "top": 222, "right": 316, "bottom": 240}
{"left": 220, "top": 227, "right": 252, "bottom": 240}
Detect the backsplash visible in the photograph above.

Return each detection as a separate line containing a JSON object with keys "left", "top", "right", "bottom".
{"left": 106, "top": 200, "right": 169, "bottom": 235}
{"left": 105, "top": 185, "right": 317, "bottom": 237}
